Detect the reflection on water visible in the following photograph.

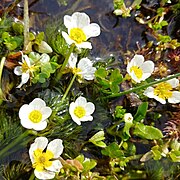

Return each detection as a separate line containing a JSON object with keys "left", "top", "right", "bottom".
{"left": 23, "top": 0, "right": 146, "bottom": 60}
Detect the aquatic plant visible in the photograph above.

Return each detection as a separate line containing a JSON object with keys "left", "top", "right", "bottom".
{"left": 0, "top": 0, "right": 180, "bottom": 179}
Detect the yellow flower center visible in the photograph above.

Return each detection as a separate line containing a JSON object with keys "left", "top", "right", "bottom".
{"left": 33, "top": 149, "right": 54, "bottom": 172}
{"left": 74, "top": 106, "right": 86, "bottom": 118}
{"left": 70, "top": 28, "right": 87, "bottom": 44}
{"left": 72, "top": 67, "right": 82, "bottom": 75}
{"left": 22, "top": 61, "right": 29, "bottom": 73}
{"left": 130, "top": 66, "right": 143, "bottom": 79}
{"left": 154, "top": 82, "right": 173, "bottom": 99}
{"left": 29, "top": 110, "right": 42, "bottom": 123}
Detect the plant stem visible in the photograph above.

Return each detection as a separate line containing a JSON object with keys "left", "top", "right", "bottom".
{"left": 0, "top": 57, "right": 5, "bottom": 104}
{"left": 23, "top": 0, "right": 29, "bottom": 50}
{"left": 62, "top": 74, "right": 77, "bottom": 101}
{"left": 55, "top": 43, "right": 75, "bottom": 82}
{"left": 105, "top": 72, "right": 180, "bottom": 99}
{"left": 29, "top": 172, "right": 35, "bottom": 180}
{"left": 0, "top": 130, "right": 30, "bottom": 158}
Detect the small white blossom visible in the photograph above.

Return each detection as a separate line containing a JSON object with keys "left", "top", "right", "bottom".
{"left": 62, "top": 12, "right": 101, "bottom": 49}
{"left": 69, "top": 96, "right": 95, "bottom": 125}
{"left": 29, "top": 137, "right": 63, "bottom": 179}
{"left": 124, "top": 113, "right": 133, "bottom": 123}
{"left": 144, "top": 78, "right": 180, "bottom": 104}
{"left": 19, "top": 98, "right": 52, "bottom": 131}
{"left": 67, "top": 54, "right": 96, "bottom": 80}
{"left": 127, "top": 55, "right": 154, "bottom": 83}
{"left": 14, "top": 53, "right": 36, "bottom": 88}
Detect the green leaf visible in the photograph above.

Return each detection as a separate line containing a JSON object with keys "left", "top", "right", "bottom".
{"left": 95, "top": 67, "right": 108, "bottom": 79}
{"left": 109, "top": 69, "right": 123, "bottom": 84}
{"left": 83, "top": 159, "right": 97, "bottom": 173}
{"left": 169, "top": 150, "right": 180, "bottom": 162}
{"left": 133, "top": 123, "right": 163, "bottom": 140}
{"left": 89, "top": 131, "right": 106, "bottom": 147}
{"left": 35, "top": 32, "right": 44, "bottom": 45}
{"left": 101, "top": 142, "right": 124, "bottom": 158}
{"left": 110, "top": 82, "right": 119, "bottom": 93}
{"left": 134, "top": 102, "right": 148, "bottom": 122}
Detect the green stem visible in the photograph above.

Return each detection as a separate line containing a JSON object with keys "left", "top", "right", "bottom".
{"left": 61, "top": 73, "right": 77, "bottom": 101}
{"left": 29, "top": 172, "right": 35, "bottom": 180}
{"left": 23, "top": 0, "right": 29, "bottom": 50}
{"left": 105, "top": 72, "right": 180, "bottom": 99}
{"left": 0, "top": 130, "right": 30, "bottom": 157}
{"left": 56, "top": 43, "right": 75, "bottom": 82}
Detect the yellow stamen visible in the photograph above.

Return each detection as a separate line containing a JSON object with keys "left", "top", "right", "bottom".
{"left": 72, "top": 67, "right": 81, "bottom": 75}
{"left": 70, "top": 28, "right": 86, "bottom": 44}
{"left": 33, "top": 149, "right": 54, "bottom": 171}
{"left": 130, "top": 66, "right": 143, "bottom": 79}
{"left": 74, "top": 106, "right": 86, "bottom": 118}
{"left": 154, "top": 82, "right": 173, "bottom": 99}
{"left": 22, "top": 61, "right": 29, "bottom": 73}
{"left": 29, "top": 110, "right": 42, "bottom": 123}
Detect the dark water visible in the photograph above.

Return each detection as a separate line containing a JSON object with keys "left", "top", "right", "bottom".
{"left": 23, "top": 0, "right": 146, "bottom": 60}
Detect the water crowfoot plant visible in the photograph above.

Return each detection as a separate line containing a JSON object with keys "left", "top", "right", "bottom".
{"left": 62, "top": 12, "right": 101, "bottom": 49}
{"left": 29, "top": 137, "right": 64, "bottom": 179}
{"left": 69, "top": 96, "right": 95, "bottom": 125}
{"left": 19, "top": 98, "right": 52, "bottom": 131}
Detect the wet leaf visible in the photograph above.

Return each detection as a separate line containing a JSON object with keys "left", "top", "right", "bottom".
{"left": 133, "top": 123, "right": 163, "bottom": 140}
{"left": 134, "top": 102, "right": 148, "bottom": 122}
{"left": 101, "top": 142, "right": 124, "bottom": 158}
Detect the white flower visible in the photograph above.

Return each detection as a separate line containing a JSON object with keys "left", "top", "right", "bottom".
{"left": 19, "top": 98, "right": 52, "bottom": 131}
{"left": 127, "top": 54, "right": 154, "bottom": 83}
{"left": 29, "top": 137, "right": 63, "bottom": 180}
{"left": 76, "top": 58, "right": 96, "bottom": 80}
{"left": 124, "top": 113, "right": 133, "bottom": 123}
{"left": 14, "top": 53, "right": 36, "bottom": 88}
{"left": 69, "top": 96, "right": 95, "bottom": 125}
{"left": 62, "top": 12, "right": 101, "bottom": 49}
{"left": 67, "top": 54, "right": 96, "bottom": 80}
{"left": 143, "top": 78, "right": 180, "bottom": 104}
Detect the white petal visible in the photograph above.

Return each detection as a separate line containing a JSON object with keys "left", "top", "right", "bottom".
{"left": 64, "top": 15, "right": 73, "bottom": 29}
{"left": 168, "top": 91, "right": 180, "bottom": 103}
{"left": 76, "top": 41, "right": 92, "bottom": 49}
{"left": 75, "top": 96, "right": 87, "bottom": 106}
{"left": 131, "top": 55, "right": 144, "bottom": 67}
{"left": 34, "top": 169, "right": 55, "bottom": 180}
{"left": 67, "top": 53, "right": 78, "bottom": 68}
{"left": 62, "top": 31, "right": 75, "bottom": 45}
{"left": 72, "top": 12, "right": 90, "bottom": 28}
{"left": 71, "top": 114, "right": 81, "bottom": 125}
{"left": 46, "top": 160, "right": 62, "bottom": 172}
{"left": 19, "top": 104, "right": 33, "bottom": 121}
{"left": 83, "top": 23, "right": 101, "bottom": 39}
{"left": 31, "top": 121, "right": 47, "bottom": 131}
{"left": 17, "top": 72, "right": 30, "bottom": 88}
{"left": 23, "top": 55, "right": 31, "bottom": 67}
{"left": 14, "top": 66, "right": 22, "bottom": 76}
{"left": 141, "top": 61, "right": 154, "bottom": 74}
{"left": 80, "top": 115, "right": 93, "bottom": 122}
{"left": 29, "top": 137, "right": 48, "bottom": 163}
{"left": 47, "top": 139, "right": 64, "bottom": 158}
{"left": 41, "top": 107, "right": 52, "bottom": 120}
{"left": 143, "top": 87, "right": 155, "bottom": 98}
{"left": 130, "top": 71, "right": 141, "bottom": 83}
{"left": 40, "top": 53, "right": 50, "bottom": 63}
{"left": 20, "top": 118, "right": 35, "bottom": 129}
{"left": 167, "top": 78, "right": 179, "bottom": 88}
{"left": 85, "top": 102, "right": 95, "bottom": 115}
{"left": 29, "top": 98, "right": 46, "bottom": 109}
